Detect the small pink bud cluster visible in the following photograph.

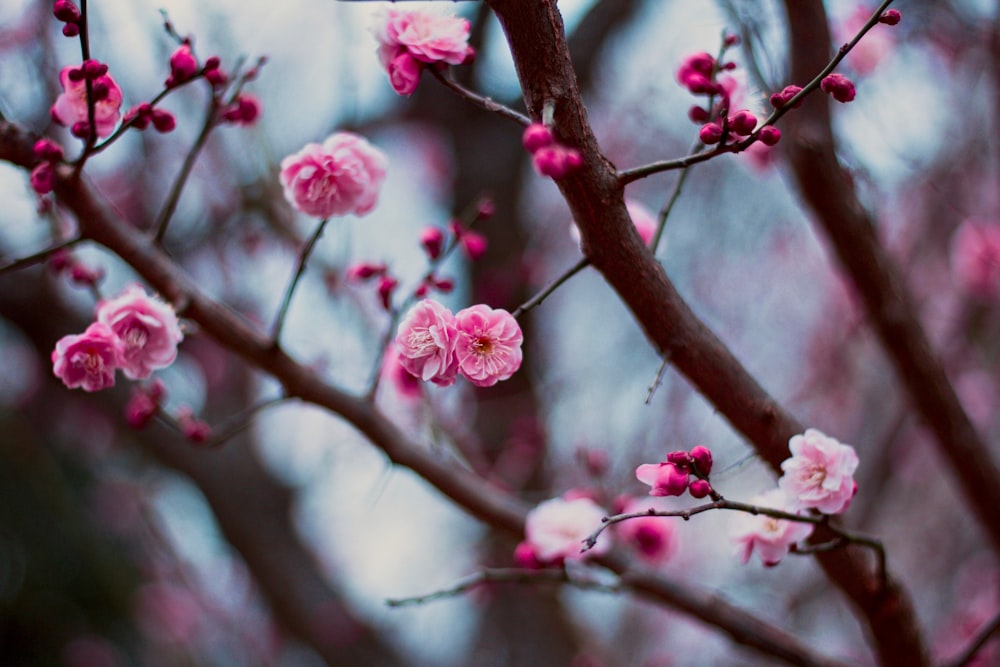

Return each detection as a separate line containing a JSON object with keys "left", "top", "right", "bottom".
{"left": 221, "top": 94, "right": 261, "bottom": 126}
{"left": 30, "top": 138, "right": 64, "bottom": 195}
{"left": 123, "top": 103, "right": 176, "bottom": 133}
{"left": 677, "top": 52, "right": 722, "bottom": 96}
{"left": 166, "top": 43, "right": 199, "bottom": 88}
{"left": 374, "top": 8, "right": 474, "bottom": 96}
{"left": 699, "top": 108, "right": 763, "bottom": 146}
{"left": 346, "top": 262, "right": 400, "bottom": 311}
{"left": 53, "top": 0, "right": 82, "bottom": 37}
{"left": 125, "top": 380, "right": 166, "bottom": 429}
{"left": 395, "top": 299, "right": 523, "bottom": 388}
{"left": 879, "top": 9, "right": 901, "bottom": 25}
{"left": 176, "top": 406, "right": 211, "bottom": 444}
{"left": 48, "top": 248, "right": 104, "bottom": 288}
{"left": 522, "top": 123, "right": 582, "bottom": 179}
{"left": 448, "top": 220, "right": 489, "bottom": 261}
{"left": 51, "top": 285, "right": 184, "bottom": 392}
{"left": 202, "top": 56, "right": 227, "bottom": 87}
{"left": 769, "top": 85, "right": 803, "bottom": 110}
{"left": 820, "top": 73, "right": 856, "bottom": 103}
{"left": 50, "top": 62, "right": 123, "bottom": 139}
{"left": 516, "top": 495, "right": 610, "bottom": 568}
{"left": 635, "top": 445, "right": 714, "bottom": 499}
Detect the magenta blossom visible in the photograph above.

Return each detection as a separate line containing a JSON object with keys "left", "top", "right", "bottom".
{"left": 96, "top": 285, "right": 183, "bottom": 380}
{"left": 635, "top": 462, "right": 689, "bottom": 497}
{"left": 395, "top": 299, "right": 459, "bottom": 386}
{"left": 453, "top": 305, "right": 523, "bottom": 387}
{"left": 778, "top": 429, "right": 859, "bottom": 514}
{"left": 820, "top": 73, "right": 856, "bottom": 103}
{"left": 51, "top": 322, "right": 123, "bottom": 392}
{"left": 950, "top": 219, "right": 1000, "bottom": 299}
{"left": 616, "top": 499, "right": 678, "bottom": 563}
{"left": 279, "top": 132, "right": 388, "bottom": 218}
{"left": 386, "top": 52, "right": 423, "bottom": 96}
{"left": 730, "top": 489, "right": 814, "bottom": 566}
{"left": 51, "top": 65, "right": 123, "bottom": 138}
{"left": 523, "top": 496, "right": 610, "bottom": 564}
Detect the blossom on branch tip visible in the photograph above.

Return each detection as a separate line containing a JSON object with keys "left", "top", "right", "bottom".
{"left": 395, "top": 299, "right": 459, "bottom": 386}
{"left": 279, "top": 132, "right": 388, "bottom": 218}
{"left": 221, "top": 95, "right": 261, "bottom": 126}
{"left": 879, "top": 9, "right": 901, "bottom": 25}
{"left": 453, "top": 305, "right": 523, "bottom": 387}
{"left": 676, "top": 51, "right": 717, "bottom": 95}
{"left": 636, "top": 462, "right": 689, "bottom": 497}
{"left": 820, "top": 73, "right": 856, "bottom": 103}
{"left": 757, "top": 125, "right": 781, "bottom": 146}
{"left": 778, "top": 429, "right": 859, "bottom": 514}
{"left": 730, "top": 489, "right": 814, "bottom": 566}
{"left": 523, "top": 496, "right": 610, "bottom": 565}
{"left": 374, "top": 7, "right": 472, "bottom": 95}
{"left": 51, "top": 65, "right": 123, "bottom": 138}
{"left": 522, "top": 123, "right": 554, "bottom": 152}
{"left": 769, "top": 85, "right": 803, "bottom": 109}
{"left": 96, "top": 285, "right": 184, "bottom": 381}
{"left": 166, "top": 44, "right": 199, "bottom": 87}
{"left": 52, "top": 322, "right": 123, "bottom": 392}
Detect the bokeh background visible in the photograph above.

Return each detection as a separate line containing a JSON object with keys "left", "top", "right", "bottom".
{"left": 1, "top": 0, "right": 999, "bottom": 665}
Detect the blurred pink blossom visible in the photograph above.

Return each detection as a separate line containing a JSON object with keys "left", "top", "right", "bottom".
{"left": 279, "top": 132, "right": 388, "bottom": 218}
{"left": 731, "top": 489, "right": 814, "bottom": 566}
{"left": 51, "top": 322, "right": 122, "bottom": 392}
{"left": 453, "top": 304, "right": 523, "bottom": 387}
{"left": 96, "top": 285, "right": 183, "bottom": 380}
{"left": 950, "top": 219, "right": 1000, "bottom": 299}
{"left": 778, "top": 428, "right": 859, "bottom": 514}
{"left": 837, "top": 6, "right": 895, "bottom": 75}
{"left": 523, "top": 495, "right": 610, "bottom": 564}
{"left": 386, "top": 52, "right": 423, "bottom": 96}
{"left": 395, "top": 299, "right": 459, "bottom": 386}
{"left": 616, "top": 499, "right": 678, "bottom": 563}
{"left": 51, "top": 65, "right": 123, "bottom": 138}
{"left": 375, "top": 8, "right": 472, "bottom": 67}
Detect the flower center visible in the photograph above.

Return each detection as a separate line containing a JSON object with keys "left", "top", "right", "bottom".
{"left": 81, "top": 348, "right": 104, "bottom": 375}
{"left": 471, "top": 335, "right": 494, "bottom": 356}
{"left": 407, "top": 329, "right": 437, "bottom": 356}
{"left": 123, "top": 325, "right": 148, "bottom": 351}
{"left": 803, "top": 463, "right": 827, "bottom": 487}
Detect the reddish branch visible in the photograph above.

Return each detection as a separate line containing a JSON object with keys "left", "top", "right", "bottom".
{"left": 779, "top": 1, "right": 1000, "bottom": 554}
{"left": 0, "top": 122, "right": 846, "bottom": 667}
{"left": 485, "top": 0, "right": 927, "bottom": 664}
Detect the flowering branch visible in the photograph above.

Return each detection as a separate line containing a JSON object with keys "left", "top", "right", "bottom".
{"left": 271, "top": 218, "right": 330, "bottom": 344}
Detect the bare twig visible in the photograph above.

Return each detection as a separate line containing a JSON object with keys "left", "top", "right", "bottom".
{"left": 0, "top": 237, "right": 83, "bottom": 275}
{"left": 429, "top": 68, "right": 531, "bottom": 126}
{"left": 271, "top": 218, "right": 330, "bottom": 344}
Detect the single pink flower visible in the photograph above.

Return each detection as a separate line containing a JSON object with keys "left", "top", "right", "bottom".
{"left": 380, "top": 347, "right": 423, "bottom": 400}
{"left": 374, "top": 8, "right": 472, "bottom": 68}
{"left": 731, "top": 489, "right": 814, "bottom": 566}
{"left": 778, "top": 428, "right": 859, "bottom": 514}
{"left": 279, "top": 132, "right": 388, "bottom": 218}
{"left": 51, "top": 65, "right": 123, "bottom": 138}
{"left": 395, "top": 299, "right": 459, "bottom": 386}
{"left": 453, "top": 305, "right": 523, "bottom": 387}
{"left": 52, "top": 322, "right": 123, "bottom": 392}
{"left": 635, "top": 462, "right": 689, "bottom": 497}
{"left": 96, "top": 285, "right": 183, "bottom": 380}
{"left": 524, "top": 496, "right": 610, "bottom": 564}
{"left": 387, "top": 51, "right": 423, "bottom": 96}
{"left": 820, "top": 73, "right": 856, "bottom": 103}
{"left": 950, "top": 219, "right": 1000, "bottom": 299}
{"left": 167, "top": 44, "right": 199, "bottom": 87}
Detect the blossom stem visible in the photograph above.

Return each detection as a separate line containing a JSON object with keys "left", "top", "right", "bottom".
{"left": 429, "top": 69, "right": 531, "bottom": 126}
{"left": 271, "top": 218, "right": 331, "bottom": 345}
{"left": 0, "top": 236, "right": 83, "bottom": 275}
{"left": 511, "top": 256, "right": 589, "bottom": 319}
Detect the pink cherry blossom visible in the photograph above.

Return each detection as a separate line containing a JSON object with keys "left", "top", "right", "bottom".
{"left": 778, "top": 428, "right": 859, "bottom": 514}
{"left": 52, "top": 322, "right": 123, "bottom": 392}
{"left": 96, "top": 285, "right": 183, "bottom": 380}
{"left": 386, "top": 52, "right": 423, "bottom": 96}
{"left": 523, "top": 496, "right": 610, "bottom": 564}
{"left": 279, "top": 132, "right": 388, "bottom": 218}
{"left": 51, "top": 65, "right": 123, "bottom": 139}
{"left": 950, "top": 219, "right": 1000, "bottom": 299}
{"left": 375, "top": 8, "right": 472, "bottom": 68}
{"left": 453, "top": 305, "right": 523, "bottom": 387}
{"left": 730, "top": 489, "right": 814, "bottom": 566}
{"left": 395, "top": 299, "right": 459, "bottom": 386}
{"left": 635, "top": 462, "right": 689, "bottom": 497}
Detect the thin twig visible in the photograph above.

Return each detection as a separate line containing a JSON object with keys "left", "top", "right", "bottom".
{"left": 511, "top": 256, "right": 589, "bottom": 319}
{"left": 429, "top": 68, "right": 531, "bottom": 126}
{"left": 644, "top": 355, "right": 670, "bottom": 404}
{"left": 0, "top": 237, "right": 83, "bottom": 275}
{"left": 199, "top": 395, "right": 294, "bottom": 448}
{"left": 270, "top": 218, "right": 331, "bottom": 344}
{"left": 385, "top": 567, "right": 619, "bottom": 607}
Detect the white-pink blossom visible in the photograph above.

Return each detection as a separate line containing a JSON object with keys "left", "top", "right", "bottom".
{"left": 730, "top": 489, "right": 814, "bottom": 566}
{"left": 778, "top": 428, "right": 859, "bottom": 514}
{"left": 950, "top": 219, "right": 1000, "bottom": 300}
{"left": 96, "top": 285, "right": 183, "bottom": 380}
{"left": 453, "top": 305, "right": 523, "bottom": 387}
{"left": 395, "top": 299, "right": 459, "bottom": 387}
{"left": 51, "top": 322, "right": 123, "bottom": 392}
{"left": 51, "top": 65, "right": 123, "bottom": 138}
{"left": 524, "top": 496, "right": 610, "bottom": 564}
{"left": 279, "top": 132, "right": 388, "bottom": 218}
{"left": 375, "top": 8, "right": 472, "bottom": 67}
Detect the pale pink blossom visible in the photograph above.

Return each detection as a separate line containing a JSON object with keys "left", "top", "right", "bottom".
{"left": 279, "top": 132, "right": 388, "bottom": 218}
{"left": 524, "top": 496, "right": 610, "bottom": 564}
{"left": 395, "top": 299, "right": 459, "bottom": 386}
{"left": 635, "top": 462, "right": 689, "bottom": 497}
{"left": 381, "top": 346, "right": 423, "bottom": 400}
{"left": 374, "top": 8, "right": 472, "bottom": 68}
{"left": 950, "top": 219, "right": 1000, "bottom": 299}
{"left": 96, "top": 285, "right": 183, "bottom": 380}
{"left": 778, "top": 429, "right": 859, "bottom": 514}
{"left": 52, "top": 322, "right": 123, "bottom": 392}
{"left": 51, "top": 65, "right": 123, "bottom": 138}
{"left": 731, "top": 489, "right": 814, "bottom": 566}
{"left": 453, "top": 305, "right": 523, "bottom": 387}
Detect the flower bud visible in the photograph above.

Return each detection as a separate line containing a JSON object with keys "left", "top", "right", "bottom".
{"left": 699, "top": 122, "right": 724, "bottom": 145}
{"left": 151, "top": 109, "right": 176, "bottom": 133}
{"left": 820, "top": 73, "right": 856, "bottom": 103}
{"left": 769, "top": 85, "right": 803, "bottom": 109}
{"left": 522, "top": 123, "right": 554, "bottom": 153}
{"left": 53, "top": 0, "right": 81, "bottom": 23}
{"left": 688, "top": 479, "right": 712, "bottom": 498}
{"left": 728, "top": 109, "right": 757, "bottom": 136}
{"left": 689, "top": 445, "right": 713, "bottom": 476}
{"left": 879, "top": 9, "right": 901, "bottom": 25}
{"left": 420, "top": 226, "right": 445, "bottom": 260}
{"left": 757, "top": 125, "right": 781, "bottom": 146}
{"left": 168, "top": 44, "right": 199, "bottom": 86}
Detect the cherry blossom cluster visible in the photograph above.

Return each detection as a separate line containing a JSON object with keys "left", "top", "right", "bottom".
{"left": 373, "top": 8, "right": 474, "bottom": 96}
{"left": 394, "top": 299, "right": 523, "bottom": 388}
{"left": 635, "top": 445, "right": 715, "bottom": 499}
{"left": 279, "top": 132, "right": 388, "bottom": 219}
{"left": 730, "top": 488, "right": 814, "bottom": 567}
{"left": 51, "top": 61, "right": 124, "bottom": 139}
{"left": 522, "top": 123, "right": 582, "bottom": 179}
{"left": 52, "top": 285, "right": 184, "bottom": 392}
{"left": 53, "top": 0, "right": 82, "bottom": 37}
